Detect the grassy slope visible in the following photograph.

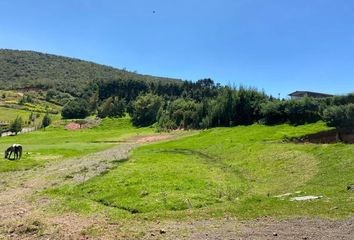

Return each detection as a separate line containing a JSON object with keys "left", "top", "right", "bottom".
{"left": 0, "top": 107, "right": 60, "bottom": 126}
{"left": 0, "top": 118, "right": 153, "bottom": 172}
{"left": 46, "top": 122, "right": 354, "bottom": 220}
{"left": 1, "top": 107, "right": 42, "bottom": 124}
{"left": 0, "top": 89, "right": 62, "bottom": 109}
{"left": 0, "top": 49, "right": 180, "bottom": 94}
{"left": 0, "top": 90, "right": 61, "bottom": 127}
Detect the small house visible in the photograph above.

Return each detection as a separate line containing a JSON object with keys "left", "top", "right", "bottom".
{"left": 289, "top": 91, "right": 333, "bottom": 99}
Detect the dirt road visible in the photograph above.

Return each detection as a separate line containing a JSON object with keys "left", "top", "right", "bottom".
{"left": 0, "top": 134, "right": 352, "bottom": 240}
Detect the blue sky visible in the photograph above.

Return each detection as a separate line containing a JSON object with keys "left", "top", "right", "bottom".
{"left": 0, "top": 0, "right": 353, "bottom": 97}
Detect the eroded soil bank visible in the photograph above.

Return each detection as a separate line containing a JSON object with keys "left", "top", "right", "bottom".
{"left": 292, "top": 128, "right": 354, "bottom": 144}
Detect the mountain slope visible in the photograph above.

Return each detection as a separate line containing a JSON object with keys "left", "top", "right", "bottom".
{"left": 0, "top": 49, "right": 181, "bottom": 95}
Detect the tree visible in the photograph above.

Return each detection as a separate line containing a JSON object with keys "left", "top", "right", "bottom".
{"left": 10, "top": 116, "right": 23, "bottom": 135}
{"left": 19, "top": 95, "right": 33, "bottom": 105}
{"left": 42, "top": 113, "right": 51, "bottom": 130}
{"left": 234, "top": 87, "right": 268, "bottom": 125}
{"left": 157, "top": 99, "right": 204, "bottom": 130}
{"left": 46, "top": 89, "right": 58, "bottom": 101}
{"left": 98, "top": 78, "right": 149, "bottom": 102}
{"left": 61, "top": 99, "right": 90, "bottom": 119}
{"left": 285, "top": 97, "right": 320, "bottom": 125}
{"left": 29, "top": 112, "right": 36, "bottom": 125}
{"left": 322, "top": 104, "right": 354, "bottom": 141}
{"left": 131, "top": 93, "right": 163, "bottom": 126}
{"left": 207, "top": 88, "right": 234, "bottom": 127}
{"left": 75, "top": 119, "right": 88, "bottom": 128}
{"left": 110, "top": 97, "right": 126, "bottom": 118}
{"left": 88, "top": 91, "right": 99, "bottom": 113}
{"left": 260, "top": 100, "right": 287, "bottom": 125}
{"left": 97, "top": 97, "right": 113, "bottom": 118}
{"left": 98, "top": 97, "right": 126, "bottom": 118}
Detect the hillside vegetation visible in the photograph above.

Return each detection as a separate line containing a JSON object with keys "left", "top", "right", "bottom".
{"left": 0, "top": 49, "right": 181, "bottom": 96}
{"left": 1, "top": 49, "right": 353, "bottom": 134}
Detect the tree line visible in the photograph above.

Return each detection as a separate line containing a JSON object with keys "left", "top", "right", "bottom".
{"left": 61, "top": 78, "right": 354, "bottom": 131}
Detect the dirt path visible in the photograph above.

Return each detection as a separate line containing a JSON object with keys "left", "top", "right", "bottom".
{"left": 0, "top": 133, "right": 352, "bottom": 240}
{"left": 142, "top": 217, "right": 353, "bottom": 240}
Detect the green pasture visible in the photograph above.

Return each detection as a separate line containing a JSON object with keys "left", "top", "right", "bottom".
{"left": 0, "top": 117, "right": 153, "bottom": 172}
{"left": 0, "top": 90, "right": 61, "bottom": 124}
{"left": 47, "top": 122, "right": 354, "bottom": 220}
{"left": 0, "top": 106, "right": 59, "bottom": 126}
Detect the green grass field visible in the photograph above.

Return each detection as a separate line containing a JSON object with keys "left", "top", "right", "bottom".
{"left": 0, "top": 90, "right": 62, "bottom": 128}
{"left": 0, "top": 106, "right": 37, "bottom": 123}
{"left": 0, "top": 117, "right": 153, "bottom": 172}
{"left": 46, "top": 122, "right": 354, "bottom": 220}
{"left": 0, "top": 106, "right": 60, "bottom": 126}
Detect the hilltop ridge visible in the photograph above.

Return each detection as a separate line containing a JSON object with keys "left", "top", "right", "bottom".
{"left": 0, "top": 49, "right": 181, "bottom": 96}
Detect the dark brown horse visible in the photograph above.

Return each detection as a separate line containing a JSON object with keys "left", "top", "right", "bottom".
{"left": 4, "top": 144, "right": 22, "bottom": 160}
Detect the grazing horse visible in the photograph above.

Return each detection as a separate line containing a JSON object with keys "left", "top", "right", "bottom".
{"left": 4, "top": 144, "right": 22, "bottom": 160}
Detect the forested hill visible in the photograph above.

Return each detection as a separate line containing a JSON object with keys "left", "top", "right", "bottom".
{"left": 0, "top": 49, "right": 181, "bottom": 95}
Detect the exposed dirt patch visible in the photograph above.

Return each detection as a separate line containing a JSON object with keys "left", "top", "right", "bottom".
{"left": 146, "top": 217, "right": 354, "bottom": 240}
{"left": 64, "top": 122, "right": 83, "bottom": 130}
{"left": 292, "top": 128, "right": 354, "bottom": 144}
{"left": 133, "top": 134, "right": 178, "bottom": 144}
{"left": 64, "top": 118, "right": 101, "bottom": 131}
